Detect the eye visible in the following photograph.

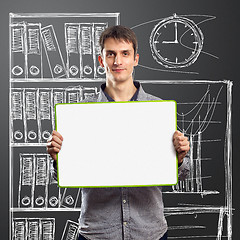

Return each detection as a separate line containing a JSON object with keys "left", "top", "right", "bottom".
{"left": 123, "top": 51, "right": 129, "bottom": 56}
{"left": 106, "top": 52, "right": 114, "bottom": 57}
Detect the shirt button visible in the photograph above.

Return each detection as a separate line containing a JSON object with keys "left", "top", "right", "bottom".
{"left": 123, "top": 199, "right": 126, "bottom": 204}
{"left": 123, "top": 221, "right": 127, "bottom": 226}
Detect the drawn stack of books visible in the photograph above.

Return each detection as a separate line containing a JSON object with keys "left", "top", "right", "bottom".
{"left": 11, "top": 22, "right": 107, "bottom": 80}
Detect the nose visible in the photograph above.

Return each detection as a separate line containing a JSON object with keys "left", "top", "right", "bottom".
{"left": 114, "top": 54, "right": 122, "bottom": 65}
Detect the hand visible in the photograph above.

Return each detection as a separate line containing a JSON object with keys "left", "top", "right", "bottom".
{"left": 46, "top": 130, "right": 63, "bottom": 161}
{"left": 173, "top": 130, "right": 190, "bottom": 164}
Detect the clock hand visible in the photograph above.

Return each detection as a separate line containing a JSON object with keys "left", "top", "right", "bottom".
{"left": 162, "top": 22, "right": 179, "bottom": 44}
{"left": 174, "top": 22, "right": 178, "bottom": 43}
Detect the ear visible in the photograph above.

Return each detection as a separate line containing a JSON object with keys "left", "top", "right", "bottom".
{"left": 134, "top": 53, "right": 139, "bottom": 67}
{"left": 98, "top": 55, "right": 104, "bottom": 68}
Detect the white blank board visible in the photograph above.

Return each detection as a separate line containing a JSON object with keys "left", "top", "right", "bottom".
{"left": 56, "top": 101, "right": 177, "bottom": 187}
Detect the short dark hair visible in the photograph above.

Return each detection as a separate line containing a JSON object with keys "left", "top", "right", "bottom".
{"left": 99, "top": 25, "right": 138, "bottom": 57}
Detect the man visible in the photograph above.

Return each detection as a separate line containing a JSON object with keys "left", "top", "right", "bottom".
{"left": 47, "top": 25, "right": 190, "bottom": 240}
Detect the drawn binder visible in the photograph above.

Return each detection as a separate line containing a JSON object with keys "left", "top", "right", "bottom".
{"left": 65, "top": 23, "right": 81, "bottom": 79}
{"left": 38, "top": 88, "right": 53, "bottom": 143}
{"left": 13, "top": 218, "right": 55, "bottom": 239}
{"left": 11, "top": 88, "right": 25, "bottom": 143}
{"left": 60, "top": 188, "right": 81, "bottom": 208}
{"left": 41, "top": 25, "right": 67, "bottom": 79}
{"left": 33, "top": 154, "right": 49, "bottom": 208}
{"left": 61, "top": 220, "right": 79, "bottom": 240}
{"left": 27, "top": 218, "right": 40, "bottom": 239}
{"left": 12, "top": 218, "right": 27, "bottom": 239}
{"left": 79, "top": 23, "right": 94, "bottom": 79}
{"left": 82, "top": 86, "right": 99, "bottom": 102}
{"left": 52, "top": 88, "right": 66, "bottom": 130}
{"left": 24, "top": 88, "right": 40, "bottom": 143}
{"left": 65, "top": 86, "right": 83, "bottom": 103}
{"left": 48, "top": 156, "right": 61, "bottom": 208}
{"left": 18, "top": 154, "right": 35, "bottom": 208}
{"left": 26, "top": 23, "right": 43, "bottom": 79}
{"left": 40, "top": 218, "right": 55, "bottom": 239}
{"left": 93, "top": 23, "right": 108, "bottom": 79}
{"left": 11, "top": 23, "right": 26, "bottom": 79}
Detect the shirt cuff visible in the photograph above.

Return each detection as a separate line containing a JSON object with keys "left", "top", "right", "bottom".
{"left": 178, "top": 156, "right": 189, "bottom": 171}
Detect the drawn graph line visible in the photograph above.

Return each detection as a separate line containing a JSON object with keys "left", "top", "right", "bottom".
{"left": 168, "top": 84, "right": 224, "bottom": 197}
{"left": 177, "top": 85, "right": 223, "bottom": 136}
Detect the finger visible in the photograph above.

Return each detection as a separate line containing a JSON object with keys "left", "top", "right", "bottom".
{"left": 51, "top": 135, "right": 63, "bottom": 146}
{"left": 173, "top": 139, "right": 188, "bottom": 150}
{"left": 47, "top": 134, "right": 52, "bottom": 142}
{"left": 173, "top": 134, "right": 187, "bottom": 145}
{"left": 46, "top": 140, "right": 61, "bottom": 150}
{"left": 176, "top": 145, "right": 190, "bottom": 153}
{"left": 175, "top": 139, "right": 189, "bottom": 149}
{"left": 173, "top": 134, "right": 188, "bottom": 143}
{"left": 52, "top": 130, "right": 63, "bottom": 141}
{"left": 47, "top": 146, "right": 60, "bottom": 157}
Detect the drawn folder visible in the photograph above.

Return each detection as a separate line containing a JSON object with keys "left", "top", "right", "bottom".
{"left": 48, "top": 156, "right": 61, "bottom": 208}
{"left": 93, "top": 23, "right": 108, "bottom": 79}
{"left": 24, "top": 88, "right": 39, "bottom": 143}
{"left": 61, "top": 220, "right": 79, "bottom": 240}
{"left": 41, "top": 25, "right": 67, "bottom": 79}
{"left": 56, "top": 101, "right": 177, "bottom": 187}
{"left": 65, "top": 23, "right": 81, "bottom": 79}
{"left": 27, "top": 218, "right": 40, "bottom": 238}
{"left": 18, "top": 154, "right": 35, "bottom": 208}
{"left": 60, "top": 188, "right": 81, "bottom": 208}
{"left": 11, "top": 88, "right": 25, "bottom": 143}
{"left": 65, "top": 86, "right": 83, "bottom": 103}
{"left": 38, "top": 89, "right": 53, "bottom": 143}
{"left": 11, "top": 23, "right": 26, "bottom": 79}
{"left": 79, "top": 23, "right": 94, "bottom": 79}
{"left": 26, "top": 23, "right": 43, "bottom": 78}
{"left": 52, "top": 88, "right": 66, "bottom": 130}
{"left": 82, "top": 87, "right": 99, "bottom": 102}
{"left": 12, "top": 218, "right": 55, "bottom": 239}
{"left": 12, "top": 218, "right": 27, "bottom": 239}
{"left": 33, "top": 154, "right": 49, "bottom": 208}
{"left": 40, "top": 219, "right": 55, "bottom": 239}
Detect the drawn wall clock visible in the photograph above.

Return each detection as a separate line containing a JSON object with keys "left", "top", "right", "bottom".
{"left": 149, "top": 13, "right": 204, "bottom": 68}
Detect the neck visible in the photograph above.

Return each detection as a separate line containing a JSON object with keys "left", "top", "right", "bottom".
{"left": 105, "top": 79, "right": 137, "bottom": 101}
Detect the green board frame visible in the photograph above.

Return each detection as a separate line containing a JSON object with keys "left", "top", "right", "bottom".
{"left": 55, "top": 100, "right": 178, "bottom": 188}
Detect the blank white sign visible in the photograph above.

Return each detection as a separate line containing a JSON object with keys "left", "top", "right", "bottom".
{"left": 55, "top": 101, "right": 177, "bottom": 187}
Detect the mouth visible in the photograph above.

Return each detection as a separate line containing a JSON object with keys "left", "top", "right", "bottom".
{"left": 112, "top": 68, "right": 125, "bottom": 72}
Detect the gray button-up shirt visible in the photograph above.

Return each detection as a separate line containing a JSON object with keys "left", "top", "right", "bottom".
{"left": 77, "top": 81, "right": 190, "bottom": 240}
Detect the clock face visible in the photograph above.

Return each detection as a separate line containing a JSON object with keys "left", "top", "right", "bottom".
{"left": 150, "top": 14, "right": 204, "bottom": 68}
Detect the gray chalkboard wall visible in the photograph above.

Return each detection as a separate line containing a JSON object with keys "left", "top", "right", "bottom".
{"left": 0, "top": 0, "right": 239, "bottom": 239}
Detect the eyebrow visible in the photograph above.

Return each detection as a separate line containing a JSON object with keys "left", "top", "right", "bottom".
{"left": 105, "top": 49, "right": 132, "bottom": 53}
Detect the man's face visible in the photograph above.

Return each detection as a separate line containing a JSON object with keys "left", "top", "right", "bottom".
{"left": 98, "top": 38, "right": 139, "bottom": 83}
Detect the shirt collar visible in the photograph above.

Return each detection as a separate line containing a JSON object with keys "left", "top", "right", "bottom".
{"left": 100, "top": 81, "right": 140, "bottom": 102}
